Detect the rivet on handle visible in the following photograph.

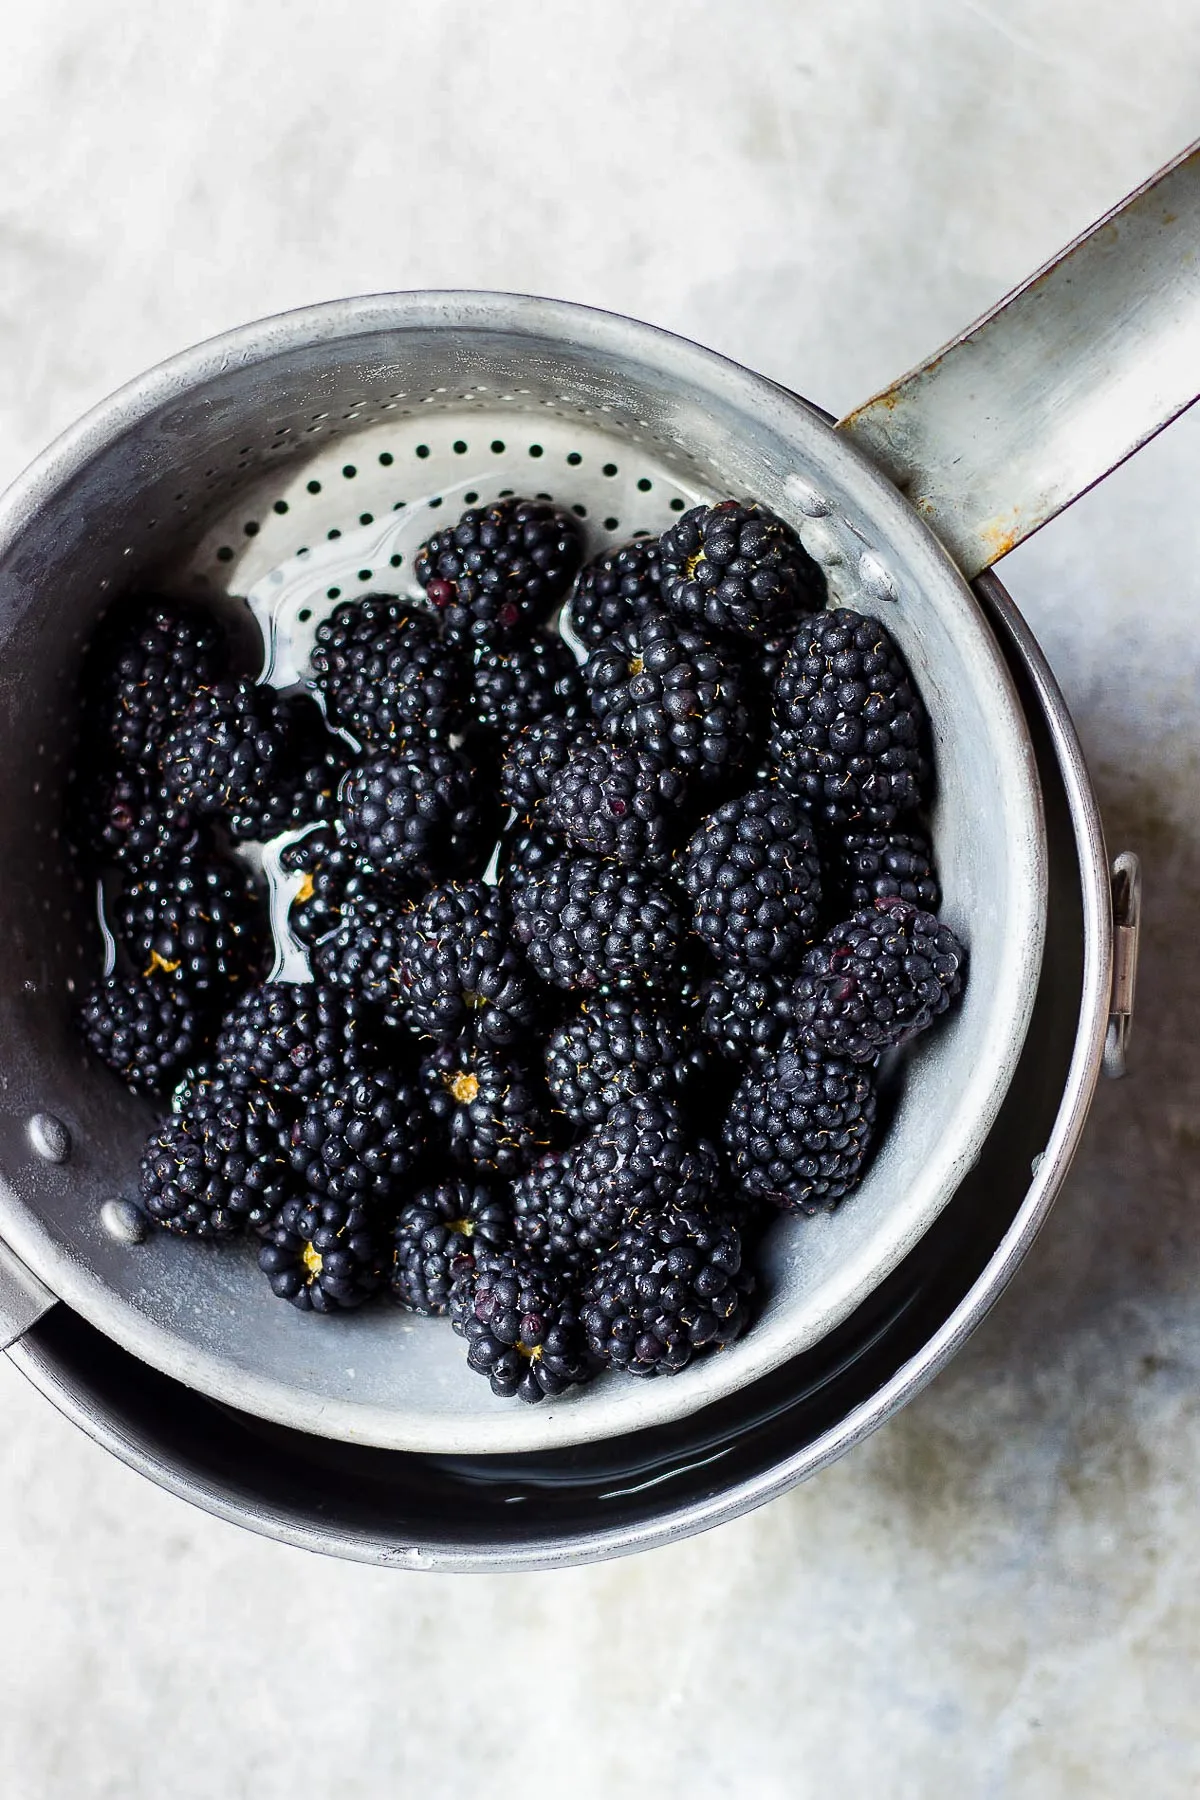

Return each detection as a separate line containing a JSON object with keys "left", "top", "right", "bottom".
{"left": 28, "top": 1112, "right": 70, "bottom": 1164}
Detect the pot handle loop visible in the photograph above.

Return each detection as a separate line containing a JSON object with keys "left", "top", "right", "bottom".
{"left": 0, "top": 1236, "right": 56, "bottom": 1351}
{"left": 838, "top": 140, "right": 1200, "bottom": 577}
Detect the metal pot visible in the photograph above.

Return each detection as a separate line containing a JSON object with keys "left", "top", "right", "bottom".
{"left": 3, "top": 134, "right": 1188, "bottom": 1554}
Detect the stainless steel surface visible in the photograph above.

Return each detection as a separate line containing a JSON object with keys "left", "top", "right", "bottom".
{"left": 0, "top": 294, "right": 1046, "bottom": 1453}
{"left": 4, "top": 571, "right": 1110, "bottom": 1567}
{"left": 0, "top": 1237, "right": 56, "bottom": 1352}
{"left": 839, "top": 140, "right": 1200, "bottom": 576}
{"left": 27, "top": 1113, "right": 70, "bottom": 1165}
{"left": 1103, "top": 849, "right": 1142, "bottom": 1079}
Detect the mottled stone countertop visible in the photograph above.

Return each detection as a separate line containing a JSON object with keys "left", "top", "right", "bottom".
{"left": 1, "top": 4, "right": 1198, "bottom": 1795}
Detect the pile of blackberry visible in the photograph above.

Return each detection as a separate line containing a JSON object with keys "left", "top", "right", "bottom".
{"left": 69, "top": 484, "right": 966, "bottom": 1407}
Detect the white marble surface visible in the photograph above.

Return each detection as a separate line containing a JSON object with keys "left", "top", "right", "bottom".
{"left": 2, "top": 3, "right": 1200, "bottom": 1794}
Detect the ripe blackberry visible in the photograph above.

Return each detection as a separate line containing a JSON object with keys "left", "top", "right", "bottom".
{"left": 470, "top": 634, "right": 583, "bottom": 736}
{"left": 340, "top": 741, "right": 482, "bottom": 881}
{"left": 214, "top": 980, "right": 372, "bottom": 1098}
{"left": 309, "top": 594, "right": 464, "bottom": 747}
{"left": 310, "top": 897, "right": 408, "bottom": 1023}
{"left": 281, "top": 826, "right": 374, "bottom": 948}
{"left": 782, "top": 898, "right": 966, "bottom": 1062}
{"left": 683, "top": 786, "right": 822, "bottom": 969}
{"left": 510, "top": 854, "right": 683, "bottom": 993}
{"left": 390, "top": 1179, "right": 512, "bottom": 1316}
{"left": 394, "top": 880, "right": 536, "bottom": 1047}
{"left": 769, "top": 609, "right": 928, "bottom": 828}
{"left": 567, "top": 536, "right": 663, "bottom": 649}
{"left": 82, "top": 596, "right": 226, "bottom": 769}
{"left": 115, "top": 857, "right": 266, "bottom": 1000}
{"left": 496, "top": 821, "right": 565, "bottom": 897}
{"left": 584, "top": 607, "right": 752, "bottom": 784}
{"left": 229, "top": 700, "right": 353, "bottom": 841}
{"left": 570, "top": 1095, "right": 720, "bottom": 1251}
{"left": 289, "top": 1069, "right": 423, "bottom": 1205}
{"left": 159, "top": 679, "right": 293, "bottom": 831}
{"left": 659, "top": 501, "right": 824, "bottom": 641}
{"left": 696, "top": 966, "right": 790, "bottom": 1062}
{"left": 544, "top": 995, "right": 696, "bottom": 1125}
{"left": 510, "top": 1150, "right": 587, "bottom": 1275}
{"left": 258, "top": 1193, "right": 384, "bottom": 1311}
{"left": 547, "top": 740, "right": 687, "bottom": 869}
{"left": 418, "top": 1043, "right": 550, "bottom": 1177}
{"left": 582, "top": 1206, "right": 750, "bottom": 1376}
{"left": 139, "top": 1080, "right": 293, "bottom": 1238}
{"left": 450, "top": 1246, "right": 590, "bottom": 1403}
{"left": 499, "top": 716, "right": 583, "bottom": 815}
{"left": 833, "top": 827, "right": 940, "bottom": 913}
{"left": 75, "top": 765, "right": 203, "bottom": 872}
{"left": 416, "top": 496, "right": 583, "bottom": 646}
{"left": 722, "top": 1045, "right": 877, "bottom": 1213}
{"left": 79, "top": 974, "right": 198, "bottom": 1094}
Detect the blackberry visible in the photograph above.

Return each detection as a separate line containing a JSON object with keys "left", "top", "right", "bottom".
{"left": 510, "top": 854, "right": 683, "bottom": 993}
{"left": 470, "top": 634, "right": 583, "bottom": 736}
{"left": 309, "top": 594, "right": 464, "bottom": 747}
{"left": 449, "top": 1246, "right": 590, "bottom": 1403}
{"left": 79, "top": 974, "right": 198, "bottom": 1094}
{"left": 722, "top": 1045, "right": 877, "bottom": 1212}
{"left": 159, "top": 679, "right": 293, "bottom": 831}
{"left": 499, "top": 716, "right": 582, "bottom": 816}
{"left": 659, "top": 501, "right": 824, "bottom": 640}
{"left": 782, "top": 898, "right": 966, "bottom": 1062}
{"left": 416, "top": 496, "right": 583, "bottom": 646}
{"left": 833, "top": 827, "right": 939, "bottom": 913}
{"left": 510, "top": 1150, "right": 587, "bottom": 1275}
{"left": 495, "top": 821, "right": 565, "bottom": 897}
{"left": 683, "top": 786, "right": 822, "bottom": 969}
{"left": 214, "top": 980, "right": 372, "bottom": 1098}
{"left": 393, "top": 880, "right": 536, "bottom": 1047}
{"left": 340, "top": 741, "right": 482, "bottom": 881}
{"left": 568, "top": 536, "right": 663, "bottom": 650}
{"left": 390, "top": 1179, "right": 511, "bottom": 1316}
{"left": 570, "top": 1095, "right": 720, "bottom": 1251}
{"left": 418, "top": 1043, "right": 550, "bottom": 1177}
{"left": 311, "top": 897, "right": 408, "bottom": 1023}
{"left": 582, "top": 1206, "right": 750, "bottom": 1375}
{"left": 258, "top": 1192, "right": 384, "bottom": 1311}
{"left": 115, "top": 857, "right": 266, "bottom": 1000}
{"left": 769, "top": 609, "right": 928, "bottom": 828}
{"left": 82, "top": 597, "right": 226, "bottom": 770}
{"left": 289, "top": 1069, "right": 423, "bottom": 1205}
{"left": 584, "top": 608, "right": 752, "bottom": 784}
{"left": 75, "top": 765, "right": 203, "bottom": 871}
{"left": 281, "top": 826, "right": 374, "bottom": 948}
{"left": 696, "top": 966, "right": 790, "bottom": 1062}
{"left": 139, "top": 1080, "right": 293, "bottom": 1238}
{"left": 547, "top": 740, "right": 687, "bottom": 869}
{"left": 544, "top": 995, "right": 696, "bottom": 1125}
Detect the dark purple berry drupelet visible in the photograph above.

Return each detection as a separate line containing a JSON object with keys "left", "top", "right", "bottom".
{"left": 722, "top": 1045, "right": 877, "bottom": 1214}
{"left": 782, "top": 897, "right": 966, "bottom": 1062}
{"left": 391, "top": 1179, "right": 512, "bottom": 1316}
{"left": 510, "top": 854, "right": 683, "bottom": 993}
{"left": 567, "top": 536, "right": 663, "bottom": 649}
{"left": 769, "top": 608, "right": 928, "bottom": 829}
{"left": 450, "top": 1245, "right": 591, "bottom": 1403}
{"left": 79, "top": 974, "right": 198, "bottom": 1094}
{"left": 416, "top": 497, "right": 583, "bottom": 647}
{"left": 683, "top": 785, "right": 822, "bottom": 970}
{"left": 659, "top": 501, "right": 825, "bottom": 640}
{"left": 582, "top": 1206, "right": 750, "bottom": 1376}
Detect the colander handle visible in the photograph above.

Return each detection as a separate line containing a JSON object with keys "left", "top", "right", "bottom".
{"left": 837, "top": 138, "right": 1200, "bottom": 577}
{"left": 0, "top": 1236, "right": 56, "bottom": 1351}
